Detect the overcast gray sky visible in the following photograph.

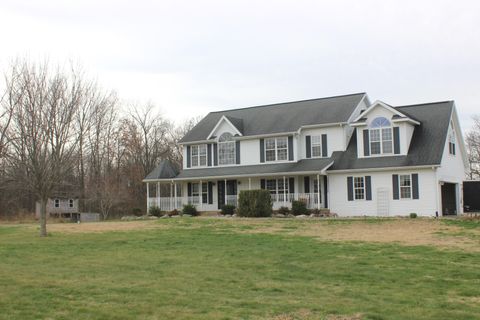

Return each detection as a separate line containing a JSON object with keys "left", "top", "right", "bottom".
{"left": 0, "top": 0, "right": 479, "bottom": 131}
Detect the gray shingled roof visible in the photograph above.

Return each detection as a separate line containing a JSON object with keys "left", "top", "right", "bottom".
{"left": 179, "top": 93, "right": 366, "bottom": 143}
{"left": 149, "top": 158, "right": 332, "bottom": 180}
{"left": 144, "top": 160, "right": 179, "bottom": 180}
{"left": 329, "top": 101, "right": 454, "bottom": 171}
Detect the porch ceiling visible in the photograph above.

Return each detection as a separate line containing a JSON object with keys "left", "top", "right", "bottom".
{"left": 151, "top": 158, "right": 333, "bottom": 181}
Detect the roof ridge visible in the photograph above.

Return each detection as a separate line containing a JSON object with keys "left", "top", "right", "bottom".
{"left": 209, "top": 92, "right": 367, "bottom": 114}
{"left": 395, "top": 100, "right": 454, "bottom": 109}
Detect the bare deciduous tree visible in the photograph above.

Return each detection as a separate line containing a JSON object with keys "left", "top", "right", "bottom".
{"left": 466, "top": 115, "right": 480, "bottom": 179}
{"left": 5, "top": 60, "right": 82, "bottom": 236}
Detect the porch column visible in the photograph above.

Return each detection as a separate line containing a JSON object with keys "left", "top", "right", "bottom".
{"left": 283, "top": 176, "right": 286, "bottom": 205}
{"left": 317, "top": 174, "right": 321, "bottom": 210}
{"left": 146, "top": 182, "right": 150, "bottom": 213}
{"left": 248, "top": 178, "right": 251, "bottom": 190}
{"left": 200, "top": 180, "right": 203, "bottom": 210}
{"left": 157, "top": 182, "right": 160, "bottom": 208}
{"left": 170, "top": 182, "right": 173, "bottom": 210}
{"left": 174, "top": 181, "right": 177, "bottom": 209}
{"left": 224, "top": 179, "right": 227, "bottom": 205}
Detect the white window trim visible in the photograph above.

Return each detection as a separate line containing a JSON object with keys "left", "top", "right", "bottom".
{"left": 265, "top": 137, "right": 289, "bottom": 162}
{"left": 311, "top": 135, "right": 323, "bottom": 158}
{"left": 218, "top": 135, "right": 236, "bottom": 166}
{"left": 68, "top": 199, "right": 74, "bottom": 208}
{"left": 266, "top": 178, "right": 290, "bottom": 201}
{"left": 369, "top": 127, "right": 393, "bottom": 156}
{"left": 190, "top": 144, "right": 208, "bottom": 168}
{"left": 352, "top": 176, "right": 366, "bottom": 201}
{"left": 399, "top": 174, "right": 412, "bottom": 200}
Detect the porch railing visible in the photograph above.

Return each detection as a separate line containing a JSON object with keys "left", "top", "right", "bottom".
{"left": 148, "top": 193, "right": 322, "bottom": 211}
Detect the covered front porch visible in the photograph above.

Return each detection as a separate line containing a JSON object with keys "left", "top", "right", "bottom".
{"left": 146, "top": 174, "right": 329, "bottom": 212}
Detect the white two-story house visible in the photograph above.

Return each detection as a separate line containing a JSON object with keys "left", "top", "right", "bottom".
{"left": 144, "top": 92, "right": 468, "bottom": 217}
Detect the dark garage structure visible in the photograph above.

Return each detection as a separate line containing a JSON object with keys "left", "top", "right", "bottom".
{"left": 463, "top": 181, "right": 480, "bottom": 212}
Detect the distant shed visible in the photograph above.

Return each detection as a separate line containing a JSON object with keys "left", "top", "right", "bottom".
{"left": 463, "top": 181, "right": 480, "bottom": 212}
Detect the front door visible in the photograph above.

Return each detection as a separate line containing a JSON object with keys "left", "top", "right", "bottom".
{"left": 217, "top": 180, "right": 237, "bottom": 208}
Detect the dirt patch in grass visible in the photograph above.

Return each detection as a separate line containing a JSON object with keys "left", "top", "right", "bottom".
{"left": 236, "top": 218, "right": 480, "bottom": 252}
{"left": 45, "top": 220, "right": 163, "bottom": 233}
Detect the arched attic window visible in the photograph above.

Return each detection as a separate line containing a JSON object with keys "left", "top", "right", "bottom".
{"left": 369, "top": 117, "right": 393, "bottom": 155}
{"left": 218, "top": 132, "right": 236, "bottom": 165}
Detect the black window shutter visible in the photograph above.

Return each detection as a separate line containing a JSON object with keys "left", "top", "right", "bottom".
{"left": 288, "top": 136, "right": 294, "bottom": 161}
{"left": 321, "top": 134, "right": 328, "bottom": 157}
{"left": 363, "top": 129, "right": 370, "bottom": 156}
{"left": 260, "top": 179, "right": 265, "bottom": 189}
{"left": 365, "top": 176, "right": 372, "bottom": 201}
{"left": 213, "top": 144, "right": 218, "bottom": 166}
{"left": 260, "top": 139, "right": 265, "bottom": 163}
{"left": 453, "top": 143, "right": 456, "bottom": 155}
{"left": 304, "top": 176, "right": 310, "bottom": 193}
{"left": 207, "top": 144, "right": 212, "bottom": 166}
{"left": 186, "top": 146, "right": 191, "bottom": 168}
{"left": 412, "top": 174, "right": 419, "bottom": 199}
{"left": 208, "top": 182, "right": 213, "bottom": 204}
{"left": 347, "top": 176, "right": 353, "bottom": 201}
{"left": 289, "top": 177, "right": 295, "bottom": 194}
{"left": 393, "top": 127, "right": 400, "bottom": 154}
{"left": 323, "top": 176, "right": 328, "bottom": 208}
{"left": 392, "top": 174, "right": 399, "bottom": 200}
{"left": 187, "top": 183, "right": 192, "bottom": 197}
{"left": 235, "top": 141, "right": 241, "bottom": 164}
{"left": 306, "top": 136, "right": 311, "bottom": 158}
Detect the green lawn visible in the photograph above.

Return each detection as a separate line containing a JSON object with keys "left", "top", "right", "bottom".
{"left": 0, "top": 218, "right": 479, "bottom": 320}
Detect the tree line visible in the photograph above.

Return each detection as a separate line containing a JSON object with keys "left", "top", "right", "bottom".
{"left": 0, "top": 59, "right": 197, "bottom": 234}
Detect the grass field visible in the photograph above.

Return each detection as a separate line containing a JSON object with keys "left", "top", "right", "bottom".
{"left": 1, "top": 217, "right": 480, "bottom": 320}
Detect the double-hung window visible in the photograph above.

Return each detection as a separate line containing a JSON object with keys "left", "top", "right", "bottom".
{"left": 311, "top": 135, "right": 322, "bottom": 157}
{"left": 191, "top": 144, "right": 207, "bottom": 167}
{"left": 191, "top": 182, "right": 208, "bottom": 203}
{"left": 353, "top": 177, "right": 365, "bottom": 200}
{"left": 399, "top": 174, "right": 412, "bottom": 199}
{"left": 265, "top": 137, "right": 288, "bottom": 162}
{"left": 69, "top": 199, "right": 74, "bottom": 208}
{"left": 54, "top": 199, "right": 60, "bottom": 208}
{"left": 218, "top": 132, "right": 235, "bottom": 165}
{"left": 266, "top": 178, "right": 289, "bottom": 201}
{"left": 369, "top": 117, "right": 393, "bottom": 155}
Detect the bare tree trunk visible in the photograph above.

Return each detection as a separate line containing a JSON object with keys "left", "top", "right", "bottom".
{"left": 39, "top": 197, "right": 47, "bottom": 237}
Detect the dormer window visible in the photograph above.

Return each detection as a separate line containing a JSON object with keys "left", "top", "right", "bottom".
{"left": 218, "top": 132, "right": 236, "bottom": 165}
{"left": 369, "top": 117, "right": 393, "bottom": 155}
